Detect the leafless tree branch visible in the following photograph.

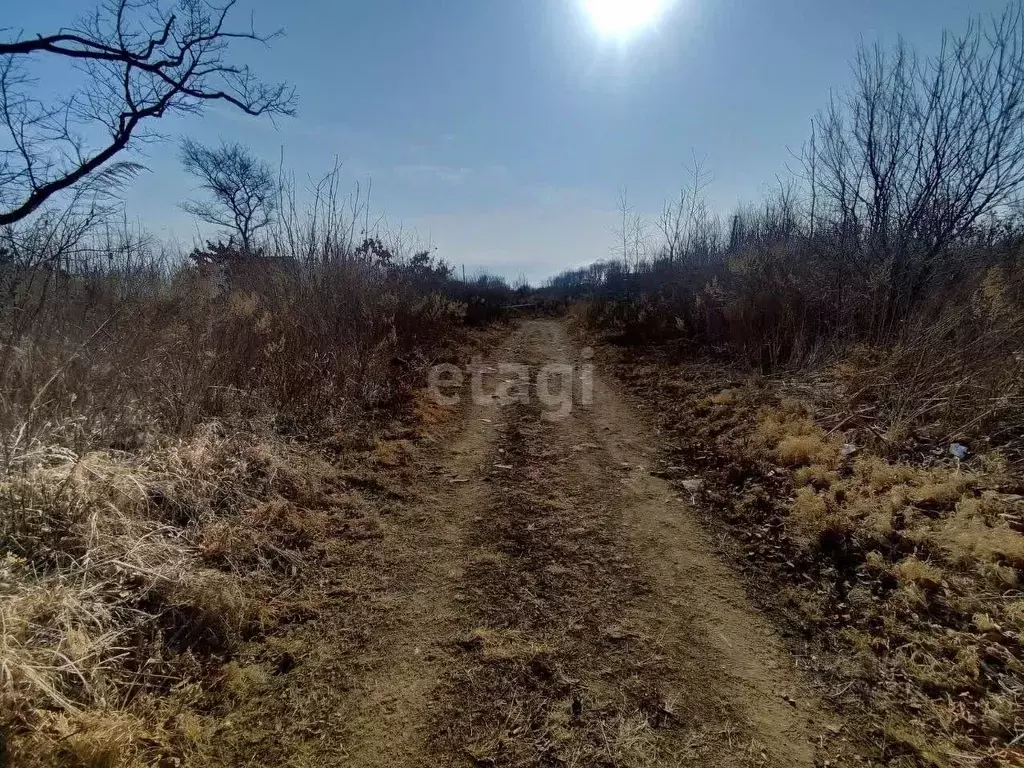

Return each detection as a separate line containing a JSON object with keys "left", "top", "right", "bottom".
{"left": 179, "top": 137, "right": 277, "bottom": 252}
{"left": 0, "top": 0, "right": 296, "bottom": 226}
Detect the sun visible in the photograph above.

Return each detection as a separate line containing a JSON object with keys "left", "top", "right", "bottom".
{"left": 582, "top": 0, "right": 666, "bottom": 39}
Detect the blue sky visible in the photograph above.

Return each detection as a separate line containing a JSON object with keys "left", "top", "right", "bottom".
{"left": 7, "top": 0, "right": 1010, "bottom": 281}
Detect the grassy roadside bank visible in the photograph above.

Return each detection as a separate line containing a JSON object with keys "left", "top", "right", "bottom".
{"left": 0, "top": 286, "right": 506, "bottom": 768}
{"left": 590, "top": 333, "right": 1024, "bottom": 768}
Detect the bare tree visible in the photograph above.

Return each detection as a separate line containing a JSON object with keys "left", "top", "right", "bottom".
{"left": 0, "top": 0, "right": 296, "bottom": 226}
{"left": 657, "top": 155, "right": 718, "bottom": 264}
{"left": 614, "top": 188, "right": 647, "bottom": 272}
{"left": 180, "top": 138, "right": 277, "bottom": 252}
{"left": 805, "top": 3, "right": 1024, "bottom": 327}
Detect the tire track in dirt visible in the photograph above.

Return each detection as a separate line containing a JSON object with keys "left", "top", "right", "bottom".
{"left": 557, "top": 320, "right": 834, "bottom": 765}
{"left": 426, "top": 320, "right": 833, "bottom": 767}
{"left": 328, "top": 398, "right": 498, "bottom": 767}
{"left": 317, "top": 347, "right": 534, "bottom": 767}
{"left": 192, "top": 342, "right": 514, "bottom": 767}
{"left": 200, "top": 320, "right": 836, "bottom": 767}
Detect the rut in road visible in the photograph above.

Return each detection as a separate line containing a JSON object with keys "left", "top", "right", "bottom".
{"left": 418, "top": 320, "right": 830, "bottom": 767}
{"left": 201, "top": 319, "right": 834, "bottom": 767}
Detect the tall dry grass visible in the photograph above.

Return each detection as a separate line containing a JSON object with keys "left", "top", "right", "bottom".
{"left": 0, "top": 180, "right": 473, "bottom": 764}
{"left": 562, "top": 234, "right": 1024, "bottom": 455}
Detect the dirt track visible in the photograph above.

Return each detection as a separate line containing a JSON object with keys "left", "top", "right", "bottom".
{"left": 202, "top": 319, "right": 835, "bottom": 767}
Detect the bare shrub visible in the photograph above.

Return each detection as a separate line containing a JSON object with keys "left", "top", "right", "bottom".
{"left": 551, "top": 5, "right": 1024, "bottom": 452}
{"left": 0, "top": 154, "right": 473, "bottom": 761}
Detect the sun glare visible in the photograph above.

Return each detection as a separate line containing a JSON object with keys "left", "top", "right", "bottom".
{"left": 583, "top": 0, "right": 666, "bottom": 39}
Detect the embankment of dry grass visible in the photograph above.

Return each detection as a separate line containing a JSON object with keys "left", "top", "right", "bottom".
{"left": 0, "top": 416, "right": 338, "bottom": 765}
{"left": 601, "top": 341, "right": 1024, "bottom": 767}
{"left": 0, "top": 352, "right": 496, "bottom": 766}
{"left": 0, "top": 261, "right": 491, "bottom": 766}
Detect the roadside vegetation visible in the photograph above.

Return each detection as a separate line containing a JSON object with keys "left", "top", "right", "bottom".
{"left": 0, "top": 3, "right": 525, "bottom": 764}
{"left": 0, "top": 167, "right": 493, "bottom": 766}
{"left": 549, "top": 6, "right": 1024, "bottom": 766}
{"left": 7, "top": 0, "right": 1024, "bottom": 766}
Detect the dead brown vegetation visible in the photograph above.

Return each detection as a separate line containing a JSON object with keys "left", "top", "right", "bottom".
{"left": 0, "top": 177, "right": 478, "bottom": 763}
{"left": 546, "top": 6, "right": 1024, "bottom": 461}
{"left": 605, "top": 349, "right": 1024, "bottom": 767}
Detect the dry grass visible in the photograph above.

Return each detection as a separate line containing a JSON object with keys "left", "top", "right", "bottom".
{"left": 0, "top": 419, "right": 339, "bottom": 765}
{"left": 609, "top": 347, "right": 1024, "bottom": 767}
{"left": 751, "top": 409, "right": 842, "bottom": 468}
{"left": 0, "top": 191, "right": 479, "bottom": 764}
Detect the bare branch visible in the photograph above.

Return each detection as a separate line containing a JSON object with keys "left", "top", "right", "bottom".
{"left": 179, "top": 137, "right": 277, "bottom": 253}
{"left": 0, "top": 0, "right": 296, "bottom": 225}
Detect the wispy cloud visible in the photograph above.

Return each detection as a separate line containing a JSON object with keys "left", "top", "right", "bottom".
{"left": 391, "top": 164, "right": 474, "bottom": 185}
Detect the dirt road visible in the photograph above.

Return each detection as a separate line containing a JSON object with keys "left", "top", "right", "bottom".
{"left": 203, "top": 319, "right": 834, "bottom": 767}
